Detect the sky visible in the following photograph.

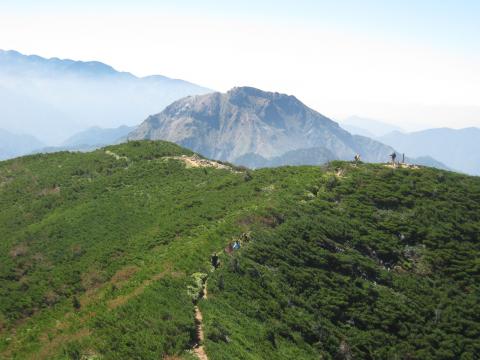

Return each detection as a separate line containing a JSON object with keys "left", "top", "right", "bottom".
{"left": 0, "top": 0, "right": 479, "bottom": 130}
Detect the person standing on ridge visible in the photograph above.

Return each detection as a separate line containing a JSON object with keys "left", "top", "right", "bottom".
{"left": 390, "top": 152, "right": 397, "bottom": 166}
{"left": 354, "top": 154, "right": 361, "bottom": 165}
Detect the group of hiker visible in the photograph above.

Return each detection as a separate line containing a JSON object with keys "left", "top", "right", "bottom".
{"left": 211, "top": 234, "right": 250, "bottom": 269}
{"left": 211, "top": 240, "right": 240, "bottom": 269}
{"left": 353, "top": 152, "right": 406, "bottom": 166}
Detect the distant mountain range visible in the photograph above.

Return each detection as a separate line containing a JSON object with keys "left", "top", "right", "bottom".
{"left": 29, "top": 125, "right": 137, "bottom": 155}
{"left": 61, "top": 125, "right": 135, "bottom": 147}
{"left": 0, "top": 50, "right": 471, "bottom": 174}
{"left": 339, "top": 115, "right": 405, "bottom": 137}
{"left": 128, "top": 87, "right": 446, "bottom": 169}
{"left": 0, "top": 129, "right": 44, "bottom": 160}
{"left": 235, "top": 147, "right": 336, "bottom": 168}
{"left": 378, "top": 127, "right": 480, "bottom": 175}
{"left": 338, "top": 116, "right": 480, "bottom": 175}
{"left": 0, "top": 126, "right": 136, "bottom": 159}
{"left": 0, "top": 49, "right": 211, "bottom": 144}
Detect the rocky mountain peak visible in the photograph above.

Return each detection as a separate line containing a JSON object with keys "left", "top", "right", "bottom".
{"left": 128, "top": 86, "right": 396, "bottom": 164}
{"left": 226, "top": 86, "right": 302, "bottom": 111}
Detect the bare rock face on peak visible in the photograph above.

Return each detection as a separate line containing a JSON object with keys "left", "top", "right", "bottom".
{"left": 129, "top": 87, "right": 395, "bottom": 166}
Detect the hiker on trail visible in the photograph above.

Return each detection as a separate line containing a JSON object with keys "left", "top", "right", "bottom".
{"left": 354, "top": 154, "right": 361, "bottom": 164}
{"left": 389, "top": 152, "right": 397, "bottom": 165}
{"left": 240, "top": 232, "right": 250, "bottom": 242}
{"left": 211, "top": 253, "right": 220, "bottom": 269}
{"left": 224, "top": 243, "right": 234, "bottom": 254}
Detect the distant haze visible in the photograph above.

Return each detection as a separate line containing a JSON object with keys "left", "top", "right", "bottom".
{"left": 1, "top": 1, "right": 478, "bottom": 130}
{"left": 378, "top": 128, "right": 480, "bottom": 175}
{"left": 339, "top": 116, "right": 405, "bottom": 138}
{"left": 0, "top": 50, "right": 210, "bottom": 144}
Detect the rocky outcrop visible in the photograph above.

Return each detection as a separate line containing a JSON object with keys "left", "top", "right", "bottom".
{"left": 129, "top": 87, "right": 395, "bottom": 165}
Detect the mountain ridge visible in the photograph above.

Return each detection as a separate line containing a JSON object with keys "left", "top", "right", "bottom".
{"left": 0, "top": 140, "right": 478, "bottom": 359}
{"left": 340, "top": 115, "right": 405, "bottom": 137}
{"left": 0, "top": 49, "right": 212, "bottom": 144}
{"left": 0, "top": 128, "right": 45, "bottom": 160}
{"left": 128, "top": 87, "right": 449, "bottom": 170}
{"left": 129, "top": 87, "right": 397, "bottom": 164}
{"left": 378, "top": 127, "right": 480, "bottom": 175}
{"left": 62, "top": 125, "right": 136, "bottom": 147}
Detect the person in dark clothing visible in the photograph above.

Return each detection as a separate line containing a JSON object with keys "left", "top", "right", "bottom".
{"left": 390, "top": 152, "right": 397, "bottom": 165}
{"left": 211, "top": 253, "right": 220, "bottom": 269}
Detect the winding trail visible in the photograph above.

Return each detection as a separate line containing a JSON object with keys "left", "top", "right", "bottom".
{"left": 193, "top": 304, "right": 208, "bottom": 360}
{"left": 105, "top": 150, "right": 129, "bottom": 161}
{"left": 193, "top": 277, "right": 209, "bottom": 360}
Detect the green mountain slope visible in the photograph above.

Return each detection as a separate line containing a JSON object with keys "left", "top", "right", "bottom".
{"left": 0, "top": 141, "right": 479, "bottom": 359}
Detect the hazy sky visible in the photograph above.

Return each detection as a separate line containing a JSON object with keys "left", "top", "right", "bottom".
{"left": 1, "top": 0, "right": 479, "bottom": 130}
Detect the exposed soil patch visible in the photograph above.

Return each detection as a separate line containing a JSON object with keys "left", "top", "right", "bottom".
{"left": 110, "top": 265, "right": 139, "bottom": 286}
{"left": 164, "top": 154, "right": 232, "bottom": 171}
{"left": 384, "top": 163, "right": 420, "bottom": 170}
{"left": 39, "top": 186, "right": 60, "bottom": 196}
{"left": 9, "top": 244, "right": 28, "bottom": 258}
{"left": 105, "top": 150, "right": 129, "bottom": 161}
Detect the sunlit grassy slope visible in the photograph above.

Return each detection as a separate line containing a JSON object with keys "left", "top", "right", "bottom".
{"left": 0, "top": 140, "right": 479, "bottom": 359}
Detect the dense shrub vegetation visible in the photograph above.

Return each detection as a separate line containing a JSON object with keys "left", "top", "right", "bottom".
{"left": 0, "top": 141, "right": 478, "bottom": 359}
{"left": 204, "top": 163, "right": 480, "bottom": 359}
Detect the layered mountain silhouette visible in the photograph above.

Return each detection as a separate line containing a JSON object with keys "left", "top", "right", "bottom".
{"left": 0, "top": 128, "right": 44, "bottom": 160}
{"left": 235, "top": 147, "right": 336, "bottom": 168}
{"left": 29, "top": 125, "right": 137, "bottom": 156}
{"left": 339, "top": 115, "right": 405, "bottom": 137}
{"left": 0, "top": 49, "right": 211, "bottom": 144}
{"left": 129, "top": 87, "right": 445, "bottom": 168}
{"left": 379, "top": 127, "right": 480, "bottom": 175}
{"left": 62, "top": 125, "right": 136, "bottom": 148}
